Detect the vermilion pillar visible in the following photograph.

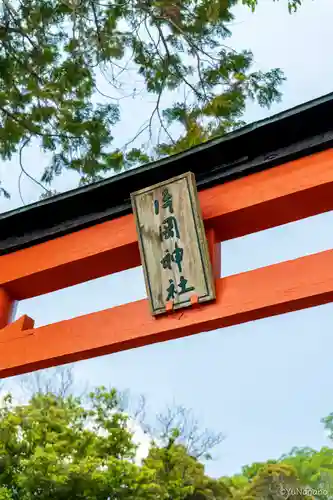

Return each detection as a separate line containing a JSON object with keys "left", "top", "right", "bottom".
{"left": 0, "top": 288, "right": 13, "bottom": 329}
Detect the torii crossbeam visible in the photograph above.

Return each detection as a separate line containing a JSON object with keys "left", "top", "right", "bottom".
{"left": 1, "top": 93, "right": 333, "bottom": 378}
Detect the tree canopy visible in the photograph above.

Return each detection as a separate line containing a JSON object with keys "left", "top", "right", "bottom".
{"left": 0, "top": 0, "right": 302, "bottom": 198}
{"left": 0, "top": 382, "right": 332, "bottom": 499}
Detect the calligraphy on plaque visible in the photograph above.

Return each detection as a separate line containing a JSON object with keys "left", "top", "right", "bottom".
{"left": 130, "top": 172, "right": 216, "bottom": 316}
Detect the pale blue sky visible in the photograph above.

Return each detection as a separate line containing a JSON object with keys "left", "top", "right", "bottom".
{"left": 1, "top": 0, "right": 333, "bottom": 478}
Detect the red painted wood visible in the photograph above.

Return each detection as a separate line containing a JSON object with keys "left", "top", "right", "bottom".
{"left": 0, "top": 288, "right": 13, "bottom": 329}
{"left": 0, "top": 150, "right": 332, "bottom": 300}
{"left": 1, "top": 249, "right": 332, "bottom": 378}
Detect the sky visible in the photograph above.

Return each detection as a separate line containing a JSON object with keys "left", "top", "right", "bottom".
{"left": 1, "top": 0, "right": 333, "bottom": 478}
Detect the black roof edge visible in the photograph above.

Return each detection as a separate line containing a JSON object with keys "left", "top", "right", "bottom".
{"left": 1, "top": 91, "right": 333, "bottom": 255}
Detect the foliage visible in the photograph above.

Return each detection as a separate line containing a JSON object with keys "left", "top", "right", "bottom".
{"left": 2, "top": 380, "right": 333, "bottom": 499}
{"left": 0, "top": 387, "right": 163, "bottom": 499}
{"left": 0, "top": 0, "right": 302, "bottom": 195}
{"left": 0, "top": 386, "right": 231, "bottom": 499}
{"left": 144, "top": 429, "right": 232, "bottom": 499}
{"left": 234, "top": 463, "right": 312, "bottom": 499}
{"left": 222, "top": 447, "right": 333, "bottom": 499}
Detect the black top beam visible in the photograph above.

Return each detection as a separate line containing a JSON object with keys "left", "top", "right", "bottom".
{"left": 1, "top": 92, "right": 333, "bottom": 255}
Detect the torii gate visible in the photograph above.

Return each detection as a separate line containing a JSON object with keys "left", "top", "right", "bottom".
{"left": 0, "top": 93, "right": 333, "bottom": 379}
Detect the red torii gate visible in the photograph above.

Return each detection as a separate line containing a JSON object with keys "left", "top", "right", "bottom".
{"left": 0, "top": 94, "right": 333, "bottom": 378}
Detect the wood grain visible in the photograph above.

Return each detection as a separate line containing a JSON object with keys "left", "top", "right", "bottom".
{"left": 131, "top": 172, "right": 215, "bottom": 315}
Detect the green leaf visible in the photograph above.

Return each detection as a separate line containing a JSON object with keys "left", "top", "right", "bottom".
{"left": 0, "top": 0, "right": 301, "bottom": 193}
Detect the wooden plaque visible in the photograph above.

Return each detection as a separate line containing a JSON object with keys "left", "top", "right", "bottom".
{"left": 131, "top": 172, "right": 216, "bottom": 316}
